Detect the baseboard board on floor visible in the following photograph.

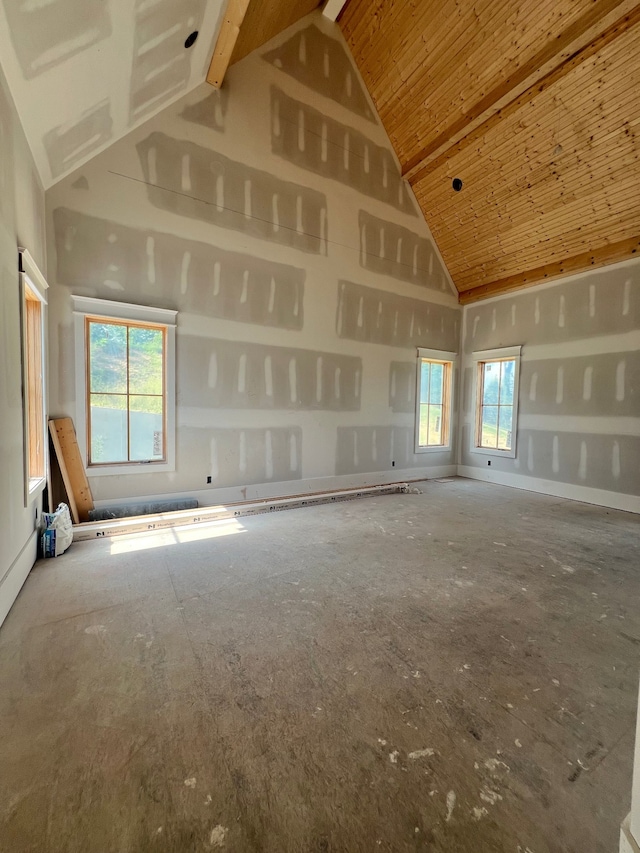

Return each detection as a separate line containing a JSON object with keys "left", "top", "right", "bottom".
{"left": 91, "top": 466, "right": 458, "bottom": 511}
{"left": 76, "top": 481, "right": 414, "bottom": 541}
{"left": 0, "top": 531, "right": 38, "bottom": 628}
{"left": 457, "top": 466, "right": 640, "bottom": 514}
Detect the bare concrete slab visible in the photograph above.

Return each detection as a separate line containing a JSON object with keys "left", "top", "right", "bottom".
{"left": 0, "top": 479, "right": 638, "bottom": 852}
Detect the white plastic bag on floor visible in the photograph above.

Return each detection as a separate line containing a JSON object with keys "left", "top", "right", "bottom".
{"left": 40, "top": 503, "right": 73, "bottom": 558}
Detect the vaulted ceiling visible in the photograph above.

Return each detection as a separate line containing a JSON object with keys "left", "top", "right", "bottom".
{"left": 2, "top": 0, "right": 638, "bottom": 303}
{"left": 339, "top": 0, "right": 640, "bottom": 302}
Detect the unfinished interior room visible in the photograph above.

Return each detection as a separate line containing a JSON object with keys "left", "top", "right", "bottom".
{"left": 0, "top": 0, "right": 639, "bottom": 850}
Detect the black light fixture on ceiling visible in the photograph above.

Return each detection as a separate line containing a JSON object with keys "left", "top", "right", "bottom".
{"left": 452, "top": 177, "right": 463, "bottom": 192}
{"left": 184, "top": 31, "right": 199, "bottom": 49}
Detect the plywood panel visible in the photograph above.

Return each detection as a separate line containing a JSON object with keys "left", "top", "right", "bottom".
{"left": 230, "top": 0, "right": 322, "bottom": 65}
{"left": 49, "top": 418, "right": 94, "bottom": 523}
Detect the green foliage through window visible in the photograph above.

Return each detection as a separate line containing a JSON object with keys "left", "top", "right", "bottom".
{"left": 87, "top": 319, "right": 165, "bottom": 464}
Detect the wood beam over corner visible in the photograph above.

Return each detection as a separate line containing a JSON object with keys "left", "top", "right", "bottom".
{"left": 323, "top": 0, "right": 348, "bottom": 22}
{"left": 403, "top": 0, "right": 640, "bottom": 183}
{"left": 206, "top": 0, "right": 252, "bottom": 88}
{"left": 458, "top": 237, "right": 640, "bottom": 305}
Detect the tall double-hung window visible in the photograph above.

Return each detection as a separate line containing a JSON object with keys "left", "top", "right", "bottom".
{"left": 471, "top": 346, "right": 521, "bottom": 458}
{"left": 414, "top": 348, "right": 457, "bottom": 452}
{"left": 72, "top": 296, "right": 176, "bottom": 475}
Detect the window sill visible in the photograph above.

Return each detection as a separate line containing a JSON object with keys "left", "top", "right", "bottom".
{"left": 87, "top": 461, "right": 175, "bottom": 477}
{"left": 415, "top": 445, "right": 452, "bottom": 454}
{"left": 25, "top": 475, "right": 46, "bottom": 506}
{"left": 471, "top": 446, "right": 517, "bottom": 460}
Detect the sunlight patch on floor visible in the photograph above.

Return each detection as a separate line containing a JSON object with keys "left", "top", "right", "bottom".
{"left": 109, "top": 518, "right": 247, "bottom": 554}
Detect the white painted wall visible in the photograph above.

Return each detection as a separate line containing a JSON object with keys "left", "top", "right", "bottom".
{"left": 0, "top": 63, "right": 47, "bottom": 625}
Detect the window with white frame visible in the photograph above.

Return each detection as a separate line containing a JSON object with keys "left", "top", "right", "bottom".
{"left": 472, "top": 346, "right": 521, "bottom": 458}
{"left": 414, "top": 348, "right": 457, "bottom": 452}
{"left": 72, "top": 296, "right": 176, "bottom": 476}
{"left": 19, "top": 249, "right": 48, "bottom": 504}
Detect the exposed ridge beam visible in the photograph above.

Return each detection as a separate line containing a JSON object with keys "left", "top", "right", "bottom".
{"left": 413, "top": 3, "right": 640, "bottom": 187}
{"left": 403, "top": 0, "right": 640, "bottom": 184}
{"left": 207, "top": 0, "right": 251, "bottom": 88}
{"left": 458, "top": 236, "right": 640, "bottom": 304}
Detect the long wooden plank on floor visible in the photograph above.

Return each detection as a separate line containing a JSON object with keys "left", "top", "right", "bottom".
{"left": 74, "top": 483, "right": 409, "bottom": 541}
{"left": 48, "top": 418, "right": 93, "bottom": 523}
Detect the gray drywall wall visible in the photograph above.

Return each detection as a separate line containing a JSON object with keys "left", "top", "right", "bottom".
{"left": 129, "top": 0, "right": 207, "bottom": 124}
{"left": 0, "top": 0, "right": 226, "bottom": 189}
{"left": 45, "top": 12, "right": 460, "bottom": 506}
{"left": 263, "top": 23, "right": 376, "bottom": 123}
{"left": 2, "top": 0, "right": 111, "bottom": 80}
{"left": 358, "top": 211, "right": 450, "bottom": 292}
{"left": 0, "top": 62, "right": 46, "bottom": 615}
{"left": 43, "top": 100, "right": 113, "bottom": 180}
{"left": 460, "top": 267, "right": 640, "bottom": 498}
{"left": 270, "top": 86, "right": 415, "bottom": 215}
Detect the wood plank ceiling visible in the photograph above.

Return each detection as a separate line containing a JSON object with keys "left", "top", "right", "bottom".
{"left": 340, "top": 0, "right": 640, "bottom": 302}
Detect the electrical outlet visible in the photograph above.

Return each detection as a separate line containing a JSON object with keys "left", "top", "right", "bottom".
{"left": 392, "top": 461, "right": 395, "bottom": 467}
{"left": 206, "top": 476, "right": 212, "bottom": 484}
{"left": 487, "top": 460, "right": 491, "bottom": 466}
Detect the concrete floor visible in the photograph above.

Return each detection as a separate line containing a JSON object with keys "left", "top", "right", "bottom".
{"left": 0, "top": 478, "right": 639, "bottom": 853}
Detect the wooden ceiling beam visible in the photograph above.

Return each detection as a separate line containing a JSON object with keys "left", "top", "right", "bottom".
{"left": 415, "top": 94, "right": 640, "bottom": 197}
{"left": 458, "top": 236, "right": 640, "bottom": 304}
{"left": 402, "top": 0, "right": 640, "bottom": 183}
{"left": 323, "top": 0, "right": 348, "bottom": 22}
{"left": 206, "top": 0, "right": 252, "bottom": 88}
{"left": 449, "top": 209, "right": 640, "bottom": 287}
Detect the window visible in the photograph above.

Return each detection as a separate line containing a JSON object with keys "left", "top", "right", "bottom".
{"left": 472, "top": 346, "right": 521, "bottom": 458}
{"left": 414, "top": 348, "right": 456, "bottom": 452}
{"left": 72, "top": 297, "right": 176, "bottom": 476}
{"left": 19, "top": 249, "right": 48, "bottom": 505}
{"left": 87, "top": 318, "right": 166, "bottom": 465}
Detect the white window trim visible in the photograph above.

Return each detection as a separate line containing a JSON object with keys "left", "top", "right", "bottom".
{"left": 414, "top": 347, "right": 458, "bottom": 454}
{"left": 471, "top": 345, "right": 522, "bottom": 459}
{"left": 19, "top": 248, "right": 48, "bottom": 505}
{"left": 71, "top": 295, "right": 177, "bottom": 477}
